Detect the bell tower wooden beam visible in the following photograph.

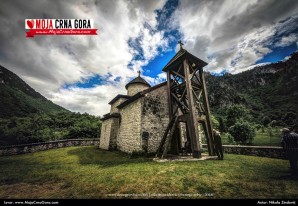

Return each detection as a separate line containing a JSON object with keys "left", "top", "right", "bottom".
{"left": 167, "top": 71, "right": 173, "bottom": 120}
{"left": 199, "top": 68, "right": 214, "bottom": 156}
{"left": 184, "top": 59, "right": 201, "bottom": 158}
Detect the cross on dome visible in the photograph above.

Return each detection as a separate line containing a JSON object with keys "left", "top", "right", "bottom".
{"left": 178, "top": 40, "right": 184, "bottom": 50}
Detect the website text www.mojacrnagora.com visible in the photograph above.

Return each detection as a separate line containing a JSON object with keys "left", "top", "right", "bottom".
{"left": 4, "top": 201, "right": 59, "bottom": 205}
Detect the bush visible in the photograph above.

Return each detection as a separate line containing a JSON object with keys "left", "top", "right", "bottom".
{"left": 262, "top": 116, "right": 271, "bottom": 127}
{"left": 261, "top": 125, "right": 265, "bottom": 133}
{"left": 228, "top": 121, "right": 256, "bottom": 144}
{"left": 222, "top": 132, "right": 236, "bottom": 145}
{"left": 226, "top": 105, "right": 249, "bottom": 128}
{"left": 254, "top": 124, "right": 262, "bottom": 131}
{"left": 269, "top": 120, "right": 277, "bottom": 127}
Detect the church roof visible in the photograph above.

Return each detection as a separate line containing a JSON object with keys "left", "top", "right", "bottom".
{"left": 162, "top": 49, "right": 208, "bottom": 73}
{"left": 108, "top": 94, "right": 130, "bottom": 105}
{"left": 100, "top": 112, "right": 120, "bottom": 121}
{"left": 125, "top": 75, "right": 151, "bottom": 89}
{"left": 118, "top": 82, "right": 167, "bottom": 109}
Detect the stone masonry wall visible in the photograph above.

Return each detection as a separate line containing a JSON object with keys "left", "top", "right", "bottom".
{"left": 223, "top": 145, "right": 286, "bottom": 159}
{"left": 109, "top": 117, "right": 119, "bottom": 150}
{"left": 0, "top": 139, "right": 286, "bottom": 159}
{"left": 110, "top": 98, "right": 128, "bottom": 113}
{"left": 0, "top": 139, "right": 99, "bottom": 156}
{"left": 202, "top": 144, "right": 286, "bottom": 159}
{"left": 99, "top": 117, "right": 119, "bottom": 150}
{"left": 117, "top": 98, "right": 143, "bottom": 153}
{"left": 99, "top": 119, "right": 112, "bottom": 150}
{"left": 141, "top": 85, "right": 169, "bottom": 153}
{"left": 127, "top": 84, "right": 150, "bottom": 96}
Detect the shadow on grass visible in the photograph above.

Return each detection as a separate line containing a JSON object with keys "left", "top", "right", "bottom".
{"left": 67, "top": 146, "right": 152, "bottom": 168}
{"left": 0, "top": 154, "right": 63, "bottom": 185}
{"left": 277, "top": 175, "right": 298, "bottom": 180}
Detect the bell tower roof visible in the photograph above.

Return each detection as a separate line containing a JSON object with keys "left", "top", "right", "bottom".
{"left": 162, "top": 41, "right": 208, "bottom": 73}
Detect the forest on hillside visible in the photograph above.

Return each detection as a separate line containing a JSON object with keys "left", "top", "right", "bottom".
{"left": 0, "top": 112, "right": 101, "bottom": 146}
{"left": 0, "top": 65, "right": 101, "bottom": 146}
{"left": 206, "top": 52, "right": 298, "bottom": 132}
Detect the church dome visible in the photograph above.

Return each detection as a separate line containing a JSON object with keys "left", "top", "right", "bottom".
{"left": 125, "top": 76, "right": 151, "bottom": 89}
{"left": 125, "top": 72, "right": 151, "bottom": 96}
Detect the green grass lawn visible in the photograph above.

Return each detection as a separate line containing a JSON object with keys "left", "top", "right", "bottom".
{"left": 221, "top": 130, "right": 282, "bottom": 146}
{"left": 253, "top": 131, "right": 282, "bottom": 146}
{"left": 0, "top": 146, "right": 297, "bottom": 199}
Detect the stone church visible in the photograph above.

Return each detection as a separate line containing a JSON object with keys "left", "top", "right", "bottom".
{"left": 99, "top": 72, "right": 170, "bottom": 154}
{"left": 100, "top": 44, "right": 214, "bottom": 157}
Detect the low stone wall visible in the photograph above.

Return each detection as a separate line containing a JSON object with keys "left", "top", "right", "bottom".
{"left": 0, "top": 140, "right": 286, "bottom": 159}
{"left": 0, "top": 139, "right": 99, "bottom": 156}
{"left": 203, "top": 144, "right": 286, "bottom": 159}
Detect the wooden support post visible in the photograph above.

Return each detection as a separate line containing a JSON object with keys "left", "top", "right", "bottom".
{"left": 162, "top": 116, "right": 179, "bottom": 158}
{"left": 183, "top": 125, "right": 191, "bottom": 153}
{"left": 202, "top": 121, "right": 212, "bottom": 156}
{"left": 167, "top": 72, "right": 173, "bottom": 120}
{"left": 170, "top": 124, "right": 180, "bottom": 155}
{"left": 156, "top": 106, "right": 179, "bottom": 158}
{"left": 184, "top": 59, "right": 201, "bottom": 158}
{"left": 199, "top": 68, "right": 214, "bottom": 156}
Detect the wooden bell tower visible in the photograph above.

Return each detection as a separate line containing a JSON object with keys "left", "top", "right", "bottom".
{"left": 156, "top": 41, "right": 214, "bottom": 158}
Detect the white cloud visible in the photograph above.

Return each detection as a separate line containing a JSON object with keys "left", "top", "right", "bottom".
{"left": 0, "top": 0, "right": 168, "bottom": 116}
{"left": 142, "top": 72, "right": 166, "bottom": 86}
{"left": 141, "top": 29, "right": 168, "bottom": 61}
{"left": 283, "top": 56, "right": 291, "bottom": 61}
{"left": 206, "top": 28, "right": 274, "bottom": 74}
{"left": 275, "top": 34, "right": 298, "bottom": 47}
{"left": 50, "top": 83, "right": 126, "bottom": 116}
{"left": 172, "top": 0, "right": 298, "bottom": 74}
{"left": 130, "top": 28, "right": 170, "bottom": 74}
{"left": 157, "top": 72, "right": 167, "bottom": 80}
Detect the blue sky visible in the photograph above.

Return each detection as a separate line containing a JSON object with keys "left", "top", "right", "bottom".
{"left": 257, "top": 44, "right": 297, "bottom": 64}
{"left": 1, "top": 0, "right": 298, "bottom": 115}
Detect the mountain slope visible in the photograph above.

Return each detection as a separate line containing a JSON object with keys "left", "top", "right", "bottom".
{"left": 0, "top": 65, "right": 68, "bottom": 118}
{"left": 206, "top": 51, "right": 298, "bottom": 128}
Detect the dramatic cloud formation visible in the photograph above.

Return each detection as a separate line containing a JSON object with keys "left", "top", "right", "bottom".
{"left": 0, "top": 0, "right": 297, "bottom": 116}
{"left": 173, "top": 0, "right": 298, "bottom": 73}
{"left": 0, "top": 0, "right": 167, "bottom": 115}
